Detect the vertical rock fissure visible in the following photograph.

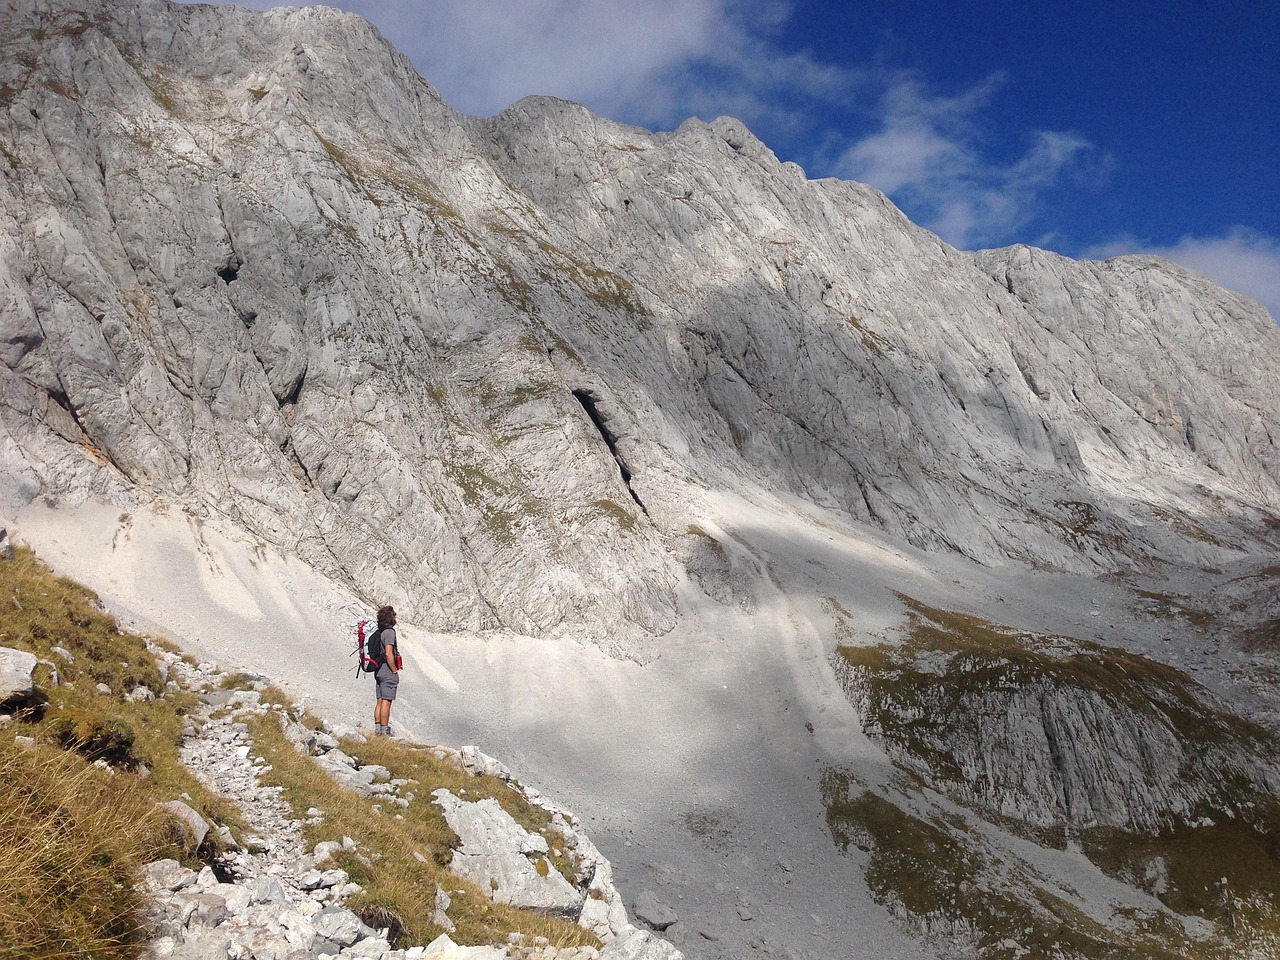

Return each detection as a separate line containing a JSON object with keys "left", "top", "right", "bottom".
{"left": 571, "top": 388, "right": 648, "bottom": 516}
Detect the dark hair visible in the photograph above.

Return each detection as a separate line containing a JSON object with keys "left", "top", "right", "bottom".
{"left": 376, "top": 605, "right": 397, "bottom": 629}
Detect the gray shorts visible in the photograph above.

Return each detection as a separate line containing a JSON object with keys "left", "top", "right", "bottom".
{"left": 375, "top": 666, "right": 399, "bottom": 701}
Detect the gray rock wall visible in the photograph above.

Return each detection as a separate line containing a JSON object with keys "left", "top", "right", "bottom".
{"left": 2, "top": 0, "right": 1279, "bottom": 652}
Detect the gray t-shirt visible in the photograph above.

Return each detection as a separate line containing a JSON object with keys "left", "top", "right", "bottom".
{"left": 376, "top": 627, "right": 398, "bottom": 674}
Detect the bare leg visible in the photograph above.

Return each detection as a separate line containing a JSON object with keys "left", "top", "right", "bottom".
{"left": 376, "top": 699, "right": 392, "bottom": 726}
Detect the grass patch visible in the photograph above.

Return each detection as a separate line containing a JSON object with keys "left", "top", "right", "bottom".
{"left": 247, "top": 708, "right": 597, "bottom": 950}
{"left": 1150, "top": 506, "right": 1228, "bottom": 546}
{"left": 312, "top": 129, "right": 462, "bottom": 222}
{"left": 1239, "top": 618, "right": 1280, "bottom": 652}
{"left": 219, "top": 670, "right": 264, "bottom": 691}
{"left": 835, "top": 594, "right": 1279, "bottom": 799}
{"left": 826, "top": 594, "right": 1280, "bottom": 956}
{"left": 593, "top": 499, "right": 637, "bottom": 531}
{"left": 1080, "top": 803, "right": 1280, "bottom": 926}
{"left": 546, "top": 331, "right": 583, "bottom": 364}
{"left": 844, "top": 315, "right": 894, "bottom": 357}
{"left": 1134, "top": 589, "right": 1218, "bottom": 628}
{"left": 445, "top": 461, "right": 540, "bottom": 546}
{"left": 0, "top": 741, "right": 156, "bottom": 959}
{"left": 821, "top": 776, "right": 1206, "bottom": 960}
{"left": 490, "top": 222, "right": 647, "bottom": 317}
{"left": 0, "top": 547, "right": 247, "bottom": 956}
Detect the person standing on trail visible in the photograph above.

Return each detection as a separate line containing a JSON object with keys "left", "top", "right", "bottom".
{"left": 373, "top": 605, "right": 400, "bottom": 736}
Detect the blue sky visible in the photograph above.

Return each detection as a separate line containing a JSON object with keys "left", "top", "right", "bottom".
{"left": 190, "top": 0, "right": 1278, "bottom": 318}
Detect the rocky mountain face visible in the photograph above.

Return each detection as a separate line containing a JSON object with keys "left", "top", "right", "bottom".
{"left": 833, "top": 597, "right": 1280, "bottom": 832}
{"left": 2, "top": 0, "right": 1278, "bottom": 656}
{"left": 5, "top": 3, "right": 1280, "bottom": 958}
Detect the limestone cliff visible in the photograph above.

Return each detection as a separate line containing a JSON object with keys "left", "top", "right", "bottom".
{"left": 2, "top": 0, "right": 1278, "bottom": 657}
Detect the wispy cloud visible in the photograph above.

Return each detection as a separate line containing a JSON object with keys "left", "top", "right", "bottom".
{"left": 1085, "top": 228, "right": 1280, "bottom": 321}
{"left": 362, "top": 0, "right": 869, "bottom": 143}
{"left": 360, "top": 0, "right": 729, "bottom": 118}
{"left": 835, "top": 75, "right": 1100, "bottom": 249}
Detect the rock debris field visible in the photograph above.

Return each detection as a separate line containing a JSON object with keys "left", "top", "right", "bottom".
{"left": 139, "top": 651, "right": 681, "bottom": 960}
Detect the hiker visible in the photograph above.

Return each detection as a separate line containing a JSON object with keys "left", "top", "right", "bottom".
{"left": 373, "top": 604, "right": 400, "bottom": 736}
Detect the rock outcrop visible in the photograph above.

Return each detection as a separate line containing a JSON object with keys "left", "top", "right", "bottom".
{"left": 1, "top": 0, "right": 1278, "bottom": 659}
{"left": 832, "top": 600, "right": 1280, "bottom": 832}
{"left": 0, "top": 645, "right": 37, "bottom": 705}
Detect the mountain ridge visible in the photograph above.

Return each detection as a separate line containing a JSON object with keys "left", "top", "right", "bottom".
{"left": 3, "top": 3, "right": 1278, "bottom": 650}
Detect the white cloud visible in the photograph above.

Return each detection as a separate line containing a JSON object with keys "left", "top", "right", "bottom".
{"left": 1086, "top": 228, "right": 1280, "bottom": 322}
{"left": 840, "top": 122, "right": 961, "bottom": 194}
{"left": 836, "top": 76, "right": 1096, "bottom": 249}
{"left": 365, "top": 0, "right": 728, "bottom": 117}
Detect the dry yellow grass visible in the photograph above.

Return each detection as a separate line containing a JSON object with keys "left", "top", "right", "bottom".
{"left": 0, "top": 547, "right": 245, "bottom": 958}
{"left": 0, "top": 740, "right": 154, "bottom": 959}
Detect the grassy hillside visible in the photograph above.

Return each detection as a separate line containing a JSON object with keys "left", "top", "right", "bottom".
{"left": 0, "top": 546, "right": 237, "bottom": 959}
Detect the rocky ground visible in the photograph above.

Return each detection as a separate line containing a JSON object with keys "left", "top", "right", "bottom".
{"left": 138, "top": 650, "right": 681, "bottom": 960}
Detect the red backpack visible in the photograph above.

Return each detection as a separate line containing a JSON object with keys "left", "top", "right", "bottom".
{"left": 354, "top": 619, "right": 382, "bottom": 674}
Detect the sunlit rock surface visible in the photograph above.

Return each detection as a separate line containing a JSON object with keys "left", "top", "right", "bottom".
{"left": 2, "top": 1, "right": 1278, "bottom": 660}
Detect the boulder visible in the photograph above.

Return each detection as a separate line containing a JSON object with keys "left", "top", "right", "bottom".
{"left": 459, "top": 746, "right": 513, "bottom": 781}
{"left": 432, "top": 789, "right": 582, "bottom": 915}
{"left": 160, "top": 800, "right": 211, "bottom": 848}
{"left": 419, "top": 934, "right": 507, "bottom": 959}
{"left": 139, "top": 859, "right": 199, "bottom": 894}
{"left": 598, "top": 927, "right": 684, "bottom": 960}
{"left": 0, "top": 646, "right": 37, "bottom": 705}
{"left": 633, "top": 890, "right": 678, "bottom": 931}
{"left": 250, "top": 875, "right": 288, "bottom": 905}
{"left": 312, "top": 906, "right": 370, "bottom": 947}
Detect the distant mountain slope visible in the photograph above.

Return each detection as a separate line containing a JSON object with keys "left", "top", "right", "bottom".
{"left": 1, "top": 0, "right": 1278, "bottom": 654}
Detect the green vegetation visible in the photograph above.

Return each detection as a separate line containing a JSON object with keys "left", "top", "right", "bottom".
{"left": 1149, "top": 506, "right": 1227, "bottom": 546}
{"left": 594, "top": 499, "right": 637, "bottom": 531}
{"left": 1239, "top": 618, "right": 1280, "bottom": 651}
{"left": 0, "top": 547, "right": 243, "bottom": 958}
{"left": 1134, "top": 589, "right": 1217, "bottom": 628}
{"left": 445, "top": 462, "right": 530, "bottom": 545}
{"left": 1080, "top": 807, "right": 1280, "bottom": 924}
{"left": 843, "top": 594, "right": 1253, "bottom": 735}
{"left": 312, "top": 128, "right": 462, "bottom": 223}
{"left": 824, "top": 594, "right": 1280, "bottom": 956}
{"left": 140, "top": 69, "right": 186, "bottom": 119}
{"left": 247, "top": 694, "right": 597, "bottom": 950}
{"left": 0, "top": 547, "right": 601, "bottom": 954}
{"left": 546, "top": 331, "right": 583, "bottom": 364}
{"left": 821, "top": 776, "right": 1203, "bottom": 960}
{"left": 844, "top": 315, "right": 894, "bottom": 357}
{"left": 489, "top": 221, "right": 648, "bottom": 317}
{"left": 0, "top": 741, "right": 155, "bottom": 960}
